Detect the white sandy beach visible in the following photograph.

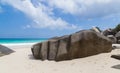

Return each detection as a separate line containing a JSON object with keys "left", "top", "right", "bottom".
{"left": 0, "top": 44, "right": 120, "bottom": 73}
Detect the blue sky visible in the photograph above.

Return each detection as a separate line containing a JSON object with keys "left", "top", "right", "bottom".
{"left": 0, "top": 0, "right": 120, "bottom": 38}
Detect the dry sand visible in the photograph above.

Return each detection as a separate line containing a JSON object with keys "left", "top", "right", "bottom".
{"left": 0, "top": 44, "right": 120, "bottom": 73}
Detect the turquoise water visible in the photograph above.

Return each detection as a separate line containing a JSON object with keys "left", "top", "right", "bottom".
{"left": 0, "top": 38, "right": 47, "bottom": 44}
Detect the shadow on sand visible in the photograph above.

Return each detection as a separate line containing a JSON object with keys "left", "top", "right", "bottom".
{"left": 28, "top": 54, "right": 36, "bottom": 60}
{"left": 112, "top": 64, "right": 120, "bottom": 70}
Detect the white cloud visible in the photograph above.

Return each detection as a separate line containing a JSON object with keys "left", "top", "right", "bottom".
{"left": 1, "top": 0, "right": 120, "bottom": 30}
{"left": 1, "top": 0, "right": 77, "bottom": 30}
{"left": 48, "top": 0, "right": 78, "bottom": 14}
{"left": 48, "top": 0, "right": 120, "bottom": 18}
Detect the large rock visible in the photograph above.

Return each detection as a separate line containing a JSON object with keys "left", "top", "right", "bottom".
{"left": 0, "top": 45, "right": 14, "bottom": 57}
{"left": 32, "top": 30, "right": 112, "bottom": 61}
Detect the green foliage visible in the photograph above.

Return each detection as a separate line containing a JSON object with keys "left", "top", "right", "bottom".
{"left": 113, "top": 24, "right": 120, "bottom": 32}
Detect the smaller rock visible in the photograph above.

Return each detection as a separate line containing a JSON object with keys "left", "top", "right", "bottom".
{"left": 103, "top": 28, "right": 116, "bottom": 36}
{"left": 117, "top": 40, "right": 120, "bottom": 44}
{"left": 112, "top": 46, "right": 117, "bottom": 50}
{"left": 111, "top": 54, "right": 120, "bottom": 60}
{"left": 0, "top": 45, "right": 14, "bottom": 57}
{"left": 107, "top": 35, "right": 117, "bottom": 43}
{"left": 91, "top": 27, "right": 101, "bottom": 33}
{"left": 115, "top": 31, "right": 120, "bottom": 43}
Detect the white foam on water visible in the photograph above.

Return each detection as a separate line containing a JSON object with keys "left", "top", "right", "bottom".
{"left": 1, "top": 43, "right": 36, "bottom": 46}
{"left": 0, "top": 43, "right": 37, "bottom": 49}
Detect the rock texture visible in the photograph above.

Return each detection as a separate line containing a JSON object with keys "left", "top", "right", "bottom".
{"left": 103, "top": 28, "right": 116, "bottom": 36}
{"left": 115, "top": 31, "right": 120, "bottom": 43}
{"left": 107, "top": 35, "right": 117, "bottom": 44}
{"left": 31, "top": 30, "right": 112, "bottom": 61}
{"left": 0, "top": 45, "right": 14, "bottom": 57}
{"left": 102, "top": 29, "right": 117, "bottom": 43}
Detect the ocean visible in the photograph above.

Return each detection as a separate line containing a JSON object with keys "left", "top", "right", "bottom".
{"left": 0, "top": 38, "right": 47, "bottom": 45}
